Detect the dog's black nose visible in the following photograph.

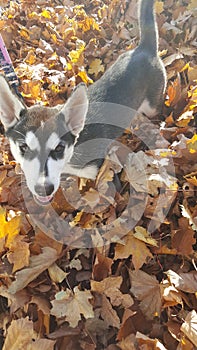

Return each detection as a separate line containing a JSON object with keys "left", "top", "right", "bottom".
{"left": 34, "top": 183, "right": 54, "bottom": 196}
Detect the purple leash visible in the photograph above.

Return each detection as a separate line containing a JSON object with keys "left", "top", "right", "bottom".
{"left": 0, "top": 33, "right": 21, "bottom": 97}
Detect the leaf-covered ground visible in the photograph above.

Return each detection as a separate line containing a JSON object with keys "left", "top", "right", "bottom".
{"left": 0, "top": 0, "right": 197, "bottom": 349}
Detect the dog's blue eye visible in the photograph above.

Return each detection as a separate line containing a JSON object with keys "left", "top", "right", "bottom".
{"left": 19, "top": 143, "right": 29, "bottom": 154}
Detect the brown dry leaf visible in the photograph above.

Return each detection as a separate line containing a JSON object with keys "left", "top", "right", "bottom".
{"left": 91, "top": 276, "right": 133, "bottom": 308}
{"left": 129, "top": 270, "right": 162, "bottom": 320}
{"left": 125, "top": 152, "right": 149, "bottom": 192}
{"left": 100, "top": 294, "right": 120, "bottom": 328}
{"left": 48, "top": 262, "right": 68, "bottom": 283}
{"left": 114, "top": 231, "right": 153, "bottom": 270}
{"left": 136, "top": 331, "right": 167, "bottom": 349}
{"left": 118, "top": 334, "right": 137, "bottom": 350}
{"left": 117, "top": 309, "right": 136, "bottom": 341}
{"left": 172, "top": 217, "right": 195, "bottom": 255}
{"left": 93, "top": 252, "right": 113, "bottom": 280}
{"left": 166, "top": 270, "right": 197, "bottom": 293}
{"left": 8, "top": 247, "right": 59, "bottom": 294}
{"left": 165, "top": 76, "right": 182, "bottom": 107}
{"left": 26, "top": 339, "right": 56, "bottom": 350}
{"left": 30, "top": 295, "right": 51, "bottom": 315}
{"left": 51, "top": 286, "right": 94, "bottom": 327}
{"left": 7, "top": 235, "right": 30, "bottom": 273}
{"left": 2, "top": 318, "right": 34, "bottom": 350}
{"left": 181, "top": 310, "right": 197, "bottom": 347}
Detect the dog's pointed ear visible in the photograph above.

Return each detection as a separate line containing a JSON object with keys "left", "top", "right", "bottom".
{"left": 0, "top": 75, "right": 25, "bottom": 130}
{"left": 61, "top": 83, "right": 89, "bottom": 136}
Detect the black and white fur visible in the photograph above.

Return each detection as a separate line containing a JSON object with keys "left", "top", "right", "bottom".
{"left": 0, "top": 0, "right": 166, "bottom": 205}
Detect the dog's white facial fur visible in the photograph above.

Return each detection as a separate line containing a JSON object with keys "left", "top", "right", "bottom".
{"left": 10, "top": 131, "right": 75, "bottom": 198}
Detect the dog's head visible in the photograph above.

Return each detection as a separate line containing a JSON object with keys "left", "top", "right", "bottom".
{"left": 0, "top": 75, "right": 88, "bottom": 205}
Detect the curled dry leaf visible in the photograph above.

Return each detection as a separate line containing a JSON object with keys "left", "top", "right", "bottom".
{"left": 166, "top": 270, "right": 197, "bottom": 293}
{"left": 181, "top": 310, "right": 197, "bottom": 347}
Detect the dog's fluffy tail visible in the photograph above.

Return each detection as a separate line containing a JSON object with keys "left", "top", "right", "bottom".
{"left": 138, "top": 0, "right": 158, "bottom": 55}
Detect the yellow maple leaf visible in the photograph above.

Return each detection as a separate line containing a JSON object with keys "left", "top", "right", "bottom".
{"left": 78, "top": 70, "right": 93, "bottom": 84}
{"left": 78, "top": 17, "right": 100, "bottom": 32}
{"left": 187, "top": 134, "right": 197, "bottom": 153}
{"left": 24, "top": 50, "right": 36, "bottom": 65}
{"left": 41, "top": 9, "right": 51, "bottom": 19}
{"left": 155, "top": 1, "right": 164, "bottom": 14}
{"left": 20, "top": 28, "right": 30, "bottom": 40}
{"left": 133, "top": 226, "right": 158, "bottom": 247}
{"left": 88, "top": 59, "right": 105, "bottom": 77}
{"left": 0, "top": 207, "right": 21, "bottom": 245}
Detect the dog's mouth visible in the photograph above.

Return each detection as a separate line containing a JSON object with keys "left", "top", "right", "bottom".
{"left": 34, "top": 194, "right": 54, "bottom": 205}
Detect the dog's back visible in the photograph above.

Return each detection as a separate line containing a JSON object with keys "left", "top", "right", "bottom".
{"left": 69, "top": 0, "right": 166, "bottom": 174}
{"left": 87, "top": 0, "right": 166, "bottom": 115}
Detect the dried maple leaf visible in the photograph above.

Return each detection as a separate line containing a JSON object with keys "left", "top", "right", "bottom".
{"left": 2, "top": 318, "right": 34, "bottom": 350}
{"left": 91, "top": 276, "right": 133, "bottom": 308}
{"left": 129, "top": 270, "right": 162, "bottom": 320}
{"left": 7, "top": 235, "right": 30, "bottom": 273}
{"left": 114, "top": 231, "right": 153, "bottom": 270}
{"left": 8, "top": 247, "right": 59, "bottom": 294}
{"left": 51, "top": 286, "right": 94, "bottom": 328}
{"left": 88, "top": 58, "right": 105, "bottom": 77}
{"left": 2, "top": 317, "right": 56, "bottom": 350}
{"left": 100, "top": 294, "right": 120, "bottom": 328}
{"left": 171, "top": 217, "right": 195, "bottom": 255}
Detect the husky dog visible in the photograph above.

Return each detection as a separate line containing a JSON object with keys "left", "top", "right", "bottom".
{"left": 0, "top": 0, "right": 166, "bottom": 205}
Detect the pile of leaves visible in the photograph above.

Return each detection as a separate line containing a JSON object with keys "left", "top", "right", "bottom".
{"left": 0, "top": 0, "right": 197, "bottom": 349}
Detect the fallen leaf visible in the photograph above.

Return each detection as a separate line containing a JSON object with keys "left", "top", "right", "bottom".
{"left": 51, "top": 286, "right": 94, "bottom": 327}
{"left": 171, "top": 217, "right": 195, "bottom": 255}
{"left": 181, "top": 310, "right": 197, "bottom": 347}
{"left": 8, "top": 247, "right": 59, "bottom": 293}
{"left": 166, "top": 270, "right": 197, "bottom": 293}
{"left": 2, "top": 318, "right": 34, "bottom": 350}
{"left": 100, "top": 294, "right": 120, "bottom": 328}
{"left": 136, "top": 331, "right": 167, "bottom": 349}
{"left": 91, "top": 276, "right": 133, "bottom": 308}
{"left": 129, "top": 270, "right": 162, "bottom": 319}
{"left": 7, "top": 235, "right": 30, "bottom": 273}
{"left": 114, "top": 231, "right": 153, "bottom": 270}
{"left": 88, "top": 58, "right": 105, "bottom": 77}
{"left": 48, "top": 263, "right": 68, "bottom": 283}
{"left": 133, "top": 226, "right": 158, "bottom": 247}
